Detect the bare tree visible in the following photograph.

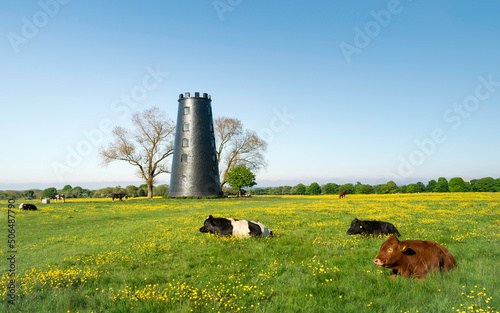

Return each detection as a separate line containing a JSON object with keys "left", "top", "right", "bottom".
{"left": 214, "top": 117, "right": 267, "bottom": 188}
{"left": 99, "top": 107, "right": 175, "bottom": 198}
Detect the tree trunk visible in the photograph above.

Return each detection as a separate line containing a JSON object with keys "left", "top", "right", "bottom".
{"left": 147, "top": 182, "right": 153, "bottom": 198}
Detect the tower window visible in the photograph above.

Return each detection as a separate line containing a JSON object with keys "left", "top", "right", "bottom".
{"left": 209, "top": 123, "right": 213, "bottom": 132}
{"left": 184, "top": 107, "right": 190, "bottom": 115}
{"left": 183, "top": 123, "right": 190, "bottom": 131}
{"left": 182, "top": 138, "right": 189, "bottom": 147}
{"left": 208, "top": 106, "right": 212, "bottom": 116}
{"left": 181, "top": 154, "right": 188, "bottom": 162}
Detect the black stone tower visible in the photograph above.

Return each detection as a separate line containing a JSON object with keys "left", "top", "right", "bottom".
{"left": 168, "top": 92, "right": 222, "bottom": 197}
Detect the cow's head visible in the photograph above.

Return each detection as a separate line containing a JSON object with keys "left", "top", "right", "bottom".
{"left": 346, "top": 218, "right": 363, "bottom": 235}
{"left": 199, "top": 215, "right": 217, "bottom": 234}
{"left": 19, "top": 203, "right": 24, "bottom": 209}
{"left": 373, "top": 235, "right": 408, "bottom": 267}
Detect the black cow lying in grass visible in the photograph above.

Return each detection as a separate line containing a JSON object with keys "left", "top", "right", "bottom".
{"left": 199, "top": 215, "right": 272, "bottom": 238}
{"left": 347, "top": 218, "right": 400, "bottom": 237}
{"left": 18, "top": 203, "right": 38, "bottom": 210}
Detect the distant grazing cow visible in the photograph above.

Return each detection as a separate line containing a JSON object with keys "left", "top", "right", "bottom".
{"left": 51, "top": 194, "right": 65, "bottom": 203}
{"left": 347, "top": 218, "right": 400, "bottom": 237}
{"left": 112, "top": 193, "right": 128, "bottom": 201}
{"left": 339, "top": 190, "right": 346, "bottom": 199}
{"left": 18, "top": 203, "right": 38, "bottom": 210}
{"left": 199, "top": 215, "right": 272, "bottom": 238}
{"left": 373, "top": 235, "right": 455, "bottom": 279}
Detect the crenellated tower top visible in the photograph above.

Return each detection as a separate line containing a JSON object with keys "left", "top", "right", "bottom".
{"left": 178, "top": 92, "right": 211, "bottom": 100}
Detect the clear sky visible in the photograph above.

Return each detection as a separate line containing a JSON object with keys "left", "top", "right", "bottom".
{"left": 1, "top": 0, "right": 499, "bottom": 190}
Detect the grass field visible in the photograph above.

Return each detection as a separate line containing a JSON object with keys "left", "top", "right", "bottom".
{"left": 1, "top": 193, "right": 499, "bottom": 313}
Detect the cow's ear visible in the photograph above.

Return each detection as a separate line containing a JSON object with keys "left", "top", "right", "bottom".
{"left": 207, "top": 215, "right": 216, "bottom": 226}
{"left": 354, "top": 218, "right": 358, "bottom": 221}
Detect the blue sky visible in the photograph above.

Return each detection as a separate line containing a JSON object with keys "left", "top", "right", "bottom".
{"left": 1, "top": 0, "right": 499, "bottom": 190}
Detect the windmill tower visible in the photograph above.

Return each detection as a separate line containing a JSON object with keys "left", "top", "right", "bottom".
{"left": 168, "top": 92, "right": 222, "bottom": 197}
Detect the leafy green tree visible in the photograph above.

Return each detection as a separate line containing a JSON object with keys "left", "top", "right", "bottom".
{"left": 261, "top": 187, "right": 273, "bottom": 195}
{"left": 249, "top": 187, "right": 272, "bottom": 195}
{"left": 399, "top": 185, "right": 407, "bottom": 193}
{"left": 494, "top": 178, "right": 500, "bottom": 192}
{"left": 434, "top": 177, "right": 449, "bottom": 192}
{"left": 471, "top": 177, "right": 495, "bottom": 192}
{"left": 416, "top": 182, "right": 426, "bottom": 192}
{"left": 406, "top": 184, "right": 418, "bottom": 193}
{"left": 70, "top": 189, "right": 81, "bottom": 198}
{"left": 67, "top": 186, "right": 83, "bottom": 198}
{"left": 271, "top": 186, "right": 284, "bottom": 195}
{"left": 96, "top": 187, "right": 113, "bottom": 198}
{"left": 42, "top": 187, "right": 58, "bottom": 198}
{"left": 80, "top": 189, "right": 91, "bottom": 198}
{"left": 126, "top": 185, "right": 138, "bottom": 197}
{"left": 306, "top": 182, "right": 321, "bottom": 195}
{"left": 426, "top": 180, "right": 437, "bottom": 192}
{"left": 448, "top": 177, "right": 467, "bottom": 192}
{"left": 338, "top": 183, "right": 355, "bottom": 194}
{"left": 292, "top": 183, "right": 306, "bottom": 195}
{"left": 33, "top": 189, "right": 43, "bottom": 199}
{"left": 282, "top": 185, "right": 292, "bottom": 195}
{"left": 387, "top": 181, "right": 400, "bottom": 193}
{"left": 322, "top": 183, "right": 338, "bottom": 195}
{"left": 378, "top": 181, "right": 399, "bottom": 194}
{"left": 21, "top": 190, "right": 35, "bottom": 199}
{"left": 154, "top": 184, "right": 169, "bottom": 197}
{"left": 248, "top": 188, "right": 260, "bottom": 195}
{"left": 355, "top": 184, "right": 374, "bottom": 194}
{"left": 138, "top": 188, "right": 147, "bottom": 197}
{"left": 226, "top": 165, "right": 257, "bottom": 197}
{"left": 111, "top": 185, "right": 125, "bottom": 194}
{"left": 1, "top": 190, "right": 21, "bottom": 200}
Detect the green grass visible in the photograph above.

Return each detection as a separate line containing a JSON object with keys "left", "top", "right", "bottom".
{"left": 1, "top": 194, "right": 499, "bottom": 312}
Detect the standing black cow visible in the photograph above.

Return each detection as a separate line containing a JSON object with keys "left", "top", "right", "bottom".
{"left": 111, "top": 194, "right": 128, "bottom": 201}
{"left": 18, "top": 203, "right": 38, "bottom": 210}
{"left": 199, "top": 215, "right": 272, "bottom": 238}
{"left": 346, "top": 218, "right": 400, "bottom": 237}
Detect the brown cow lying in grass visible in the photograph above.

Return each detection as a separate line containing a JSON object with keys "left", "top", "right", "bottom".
{"left": 373, "top": 235, "right": 455, "bottom": 279}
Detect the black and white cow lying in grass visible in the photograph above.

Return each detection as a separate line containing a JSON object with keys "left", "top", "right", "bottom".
{"left": 18, "top": 203, "right": 38, "bottom": 210}
{"left": 199, "top": 215, "right": 272, "bottom": 238}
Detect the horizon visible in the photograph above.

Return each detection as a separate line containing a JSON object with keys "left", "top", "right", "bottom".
{"left": 2, "top": 1, "right": 499, "bottom": 189}
{"left": 0, "top": 175, "right": 490, "bottom": 192}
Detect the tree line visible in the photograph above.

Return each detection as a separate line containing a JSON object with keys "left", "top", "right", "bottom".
{"left": 1, "top": 184, "right": 170, "bottom": 200}
{"left": 248, "top": 177, "right": 500, "bottom": 195}
{"left": 3, "top": 177, "right": 498, "bottom": 200}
